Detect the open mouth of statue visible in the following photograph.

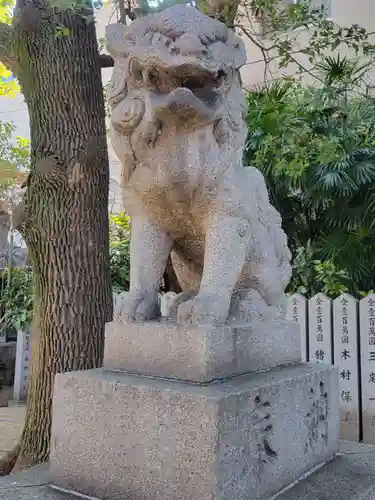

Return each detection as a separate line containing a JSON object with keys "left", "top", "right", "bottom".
{"left": 171, "top": 69, "right": 227, "bottom": 108}
{"left": 154, "top": 68, "right": 226, "bottom": 121}
{"left": 131, "top": 60, "right": 227, "bottom": 112}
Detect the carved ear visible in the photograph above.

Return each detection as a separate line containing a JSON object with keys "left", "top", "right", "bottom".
{"left": 106, "top": 23, "right": 128, "bottom": 58}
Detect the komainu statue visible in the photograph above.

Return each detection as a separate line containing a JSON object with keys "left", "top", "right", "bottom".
{"left": 106, "top": 5, "right": 292, "bottom": 326}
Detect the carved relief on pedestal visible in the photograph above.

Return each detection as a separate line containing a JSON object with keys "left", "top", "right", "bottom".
{"left": 305, "top": 381, "right": 329, "bottom": 452}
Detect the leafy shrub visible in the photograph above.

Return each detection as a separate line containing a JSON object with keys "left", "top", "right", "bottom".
{"left": 0, "top": 267, "right": 33, "bottom": 330}
{"left": 290, "top": 243, "right": 349, "bottom": 298}
{"left": 109, "top": 212, "right": 130, "bottom": 293}
{"left": 244, "top": 56, "right": 375, "bottom": 298}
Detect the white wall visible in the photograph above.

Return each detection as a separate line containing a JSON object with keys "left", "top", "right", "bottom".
{"left": 0, "top": 92, "right": 29, "bottom": 139}
{"left": 240, "top": 0, "right": 375, "bottom": 89}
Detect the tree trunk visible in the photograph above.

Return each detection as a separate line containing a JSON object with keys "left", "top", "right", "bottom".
{"left": 0, "top": 1, "right": 112, "bottom": 471}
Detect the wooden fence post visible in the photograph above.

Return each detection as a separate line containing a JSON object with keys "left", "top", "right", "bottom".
{"left": 360, "top": 293, "right": 375, "bottom": 444}
{"left": 286, "top": 293, "right": 308, "bottom": 362}
{"left": 333, "top": 294, "right": 360, "bottom": 441}
{"left": 308, "top": 293, "right": 333, "bottom": 365}
{"left": 12, "top": 328, "right": 31, "bottom": 403}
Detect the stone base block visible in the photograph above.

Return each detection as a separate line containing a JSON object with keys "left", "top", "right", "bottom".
{"left": 103, "top": 319, "right": 301, "bottom": 382}
{"left": 50, "top": 363, "right": 339, "bottom": 500}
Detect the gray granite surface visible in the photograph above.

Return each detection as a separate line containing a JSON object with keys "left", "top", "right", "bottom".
{"left": 2, "top": 441, "right": 375, "bottom": 500}
{"left": 49, "top": 364, "right": 339, "bottom": 500}
{"left": 104, "top": 319, "right": 301, "bottom": 382}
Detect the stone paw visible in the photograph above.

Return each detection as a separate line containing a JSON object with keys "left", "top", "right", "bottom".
{"left": 176, "top": 293, "right": 229, "bottom": 326}
{"left": 166, "top": 291, "right": 197, "bottom": 320}
{"left": 114, "top": 290, "right": 161, "bottom": 321}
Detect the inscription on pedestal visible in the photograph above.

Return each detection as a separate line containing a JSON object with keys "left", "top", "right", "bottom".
{"left": 253, "top": 395, "right": 277, "bottom": 465}
{"left": 305, "top": 380, "right": 329, "bottom": 452}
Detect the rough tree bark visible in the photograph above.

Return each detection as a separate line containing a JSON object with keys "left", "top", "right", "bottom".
{"left": 0, "top": 0, "right": 112, "bottom": 472}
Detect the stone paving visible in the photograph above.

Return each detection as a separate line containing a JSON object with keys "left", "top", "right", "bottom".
{"left": 0, "top": 404, "right": 25, "bottom": 458}
{"left": 1, "top": 442, "right": 375, "bottom": 500}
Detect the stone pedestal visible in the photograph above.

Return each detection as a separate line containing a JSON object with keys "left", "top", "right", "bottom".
{"left": 50, "top": 364, "right": 339, "bottom": 500}
{"left": 50, "top": 319, "right": 340, "bottom": 500}
{"left": 104, "top": 319, "right": 301, "bottom": 382}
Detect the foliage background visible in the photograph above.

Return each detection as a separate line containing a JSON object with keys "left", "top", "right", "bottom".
{"left": 0, "top": 266, "right": 32, "bottom": 331}
{"left": 245, "top": 55, "right": 375, "bottom": 298}
{"left": 109, "top": 212, "right": 130, "bottom": 293}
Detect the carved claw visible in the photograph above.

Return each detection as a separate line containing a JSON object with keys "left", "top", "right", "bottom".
{"left": 167, "top": 291, "right": 196, "bottom": 321}
{"left": 176, "top": 293, "right": 229, "bottom": 326}
{"left": 115, "top": 291, "right": 160, "bottom": 321}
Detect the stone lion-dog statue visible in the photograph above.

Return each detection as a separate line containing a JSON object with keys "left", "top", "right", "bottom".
{"left": 106, "top": 4, "right": 292, "bottom": 326}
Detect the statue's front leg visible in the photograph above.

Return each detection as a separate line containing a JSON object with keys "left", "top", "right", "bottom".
{"left": 177, "top": 212, "right": 250, "bottom": 326}
{"left": 117, "top": 215, "right": 172, "bottom": 321}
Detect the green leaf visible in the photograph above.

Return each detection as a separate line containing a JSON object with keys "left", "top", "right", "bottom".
{"left": 55, "top": 24, "right": 72, "bottom": 36}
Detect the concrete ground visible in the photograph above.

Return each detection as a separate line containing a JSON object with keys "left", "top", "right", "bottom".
{"left": 0, "top": 441, "right": 375, "bottom": 500}
{"left": 0, "top": 405, "right": 374, "bottom": 499}
{"left": 0, "top": 464, "right": 76, "bottom": 500}
{"left": 0, "top": 404, "right": 25, "bottom": 458}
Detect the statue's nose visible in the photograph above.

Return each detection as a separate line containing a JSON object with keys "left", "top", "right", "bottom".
{"left": 152, "top": 88, "right": 215, "bottom": 124}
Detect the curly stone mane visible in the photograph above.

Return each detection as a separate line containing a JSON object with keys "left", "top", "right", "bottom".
{"left": 106, "top": 5, "right": 247, "bottom": 181}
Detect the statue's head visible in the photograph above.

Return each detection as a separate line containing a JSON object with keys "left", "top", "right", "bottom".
{"left": 106, "top": 4, "right": 248, "bottom": 179}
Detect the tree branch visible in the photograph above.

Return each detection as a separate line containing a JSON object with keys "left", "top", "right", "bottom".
{"left": 0, "top": 22, "right": 17, "bottom": 72}
{"left": 234, "top": 24, "right": 278, "bottom": 53}
{"left": 118, "top": 0, "right": 126, "bottom": 24}
{"left": 234, "top": 23, "right": 327, "bottom": 85}
{"left": 125, "top": 0, "right": 137, "bottom": 21}
{"left": 234, "top": 24, "right": 277, "bottom": 83}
